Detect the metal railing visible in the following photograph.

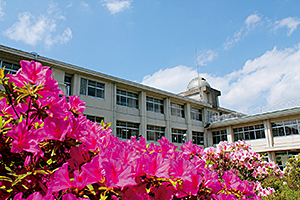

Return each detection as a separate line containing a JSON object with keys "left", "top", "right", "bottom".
{"left": 209, "top": 99, "right": 300, "bottom": 123}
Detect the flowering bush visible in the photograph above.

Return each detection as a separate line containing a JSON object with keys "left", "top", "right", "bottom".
{"left": 0, "top": 60, "right": 283, "bottom": 199}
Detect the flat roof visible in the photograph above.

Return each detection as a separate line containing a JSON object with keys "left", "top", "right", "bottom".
{"left": 0, "top": 45, "right": 234, "bottom": 113}
{"left": 208, "top": 107, "right": 300, "bottom": 129}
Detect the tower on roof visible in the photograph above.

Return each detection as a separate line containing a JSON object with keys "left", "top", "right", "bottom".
{"left": 179, "top": 77, "right": 221, "bottom": 108}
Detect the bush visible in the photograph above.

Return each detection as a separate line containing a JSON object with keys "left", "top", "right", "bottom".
{"left": 261, "top": 154, "right": 300, "bottom": 200}
{"left": 0, "top": 60, "right": 283, "bottom": 199}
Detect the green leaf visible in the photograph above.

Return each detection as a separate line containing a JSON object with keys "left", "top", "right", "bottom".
{"left": 12, "top": 172, "right": 32, "bottom": 187}
{"left": 0, "top": 176, "right": 12, "bottom": 182}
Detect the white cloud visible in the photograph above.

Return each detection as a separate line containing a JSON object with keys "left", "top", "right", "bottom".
{"left": 141, "top": 65, "right": 197, "bottom": 93}
{"left": 80, "top": 1, "right": 90, "bottom": 10}
{"left": 0, "top": 0, "right": 6, "bottom": 20}
{"left": 224, "top": 13, "right": 262, "bottom": 50}
{"left": 273, "top": 17, "right": 300, "bottom": 36}
{"left": 197, "top": 49, "right": 218, "bottom": 66}
{"left": 142, "top": 44, "right": 300, "bottom": 111}
{"left": 102, "top": 0, "right": 132, "bottom": 14}
{"left": 3, "top": 3, "right": 72, "bottom": 48}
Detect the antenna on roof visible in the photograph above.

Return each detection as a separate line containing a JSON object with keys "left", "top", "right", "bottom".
{"left": 195, "top": 46, "right": 203, "bottom": 101}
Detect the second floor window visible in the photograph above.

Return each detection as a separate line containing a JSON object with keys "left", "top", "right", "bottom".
{"left": 233, "top": 124, "right": 265, "bottom": 141}
{"left": 171, "top": 102, "right": 184, "bottom": 118}
{"left": 117, "top": 89, "right": 139, "bottom": 109}
{"left": 146, "top": 97, "right": 164, "bottom": 114}
{"left": 64, "top": 75, "right": 72, "bottom": 96}
{"left": 191, "top": 108, "right": 202, "bottom": 121}
{"left": 86, "top": 115, "right": 104, "bottom": 123}
{"left": 272, "top": 119, "right": 300, "bottom": 137}
{"left": 80, "top": 78, "right": 105, "bottom": 99}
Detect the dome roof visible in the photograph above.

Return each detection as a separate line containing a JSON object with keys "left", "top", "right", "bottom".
{"left": 187, "top": 77, "right": 210, "bottom": 90}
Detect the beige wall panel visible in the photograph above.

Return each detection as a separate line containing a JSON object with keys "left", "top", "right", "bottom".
{"left": 273, "top": 135, "right": 300, "bottom": 146}
{"left": 246, "top": 139, "right": 268, "bottom": 152}
{"left": 146, "top": 112, "right": 165, "bottom": 120}
{"left": 170, "top": 122, "right": 187, "bottom": 130}
{"left": 147, "top": 118, "right": 166, "bottom": 127}
{"left": 191, "top": 120, "right": 203, "bottom": 126}
{"left": 51, "top": 68, "right": 65, "bottom": 85}
{"left": 170, "top": 116, "right": 186, "bottom": 124}
{"left": 115, "top": 112, "right": 141, "bottom": 123}
{"left": 191, "top": 126, "right": 204, "bottom": 132}
{"left": 116, "top": 106, "right": 139, "bottom": 116}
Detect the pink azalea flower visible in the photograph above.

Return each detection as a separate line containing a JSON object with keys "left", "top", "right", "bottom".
{"left": 212, "top": 193, "right": 237, "bottom": 200}
{"left": 62, "top": 193, "right": 89, "bottom": 200}
{"left": 68, "top": 95, "right": 86, "bottom": 114}
{"left": 43, "top": 115, "right": 71, "bottom": 141}
{"left": 103, "top": 158, "right": 136, "bottom": 188}
{"left": 142, "top": 152, "right": 170, "bottom": 178}
{"left": 7, "top": 121, "right": 43, "bottom": 155}
{"left": 49, "top": 162, "right": 72, "bottom": 192}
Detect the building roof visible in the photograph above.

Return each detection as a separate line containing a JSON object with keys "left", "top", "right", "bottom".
{"left": 0, "top": 44, "right": 234, "bottom": 113}
{"left": 208, "top": 107, "right": 300, "bottom": 129}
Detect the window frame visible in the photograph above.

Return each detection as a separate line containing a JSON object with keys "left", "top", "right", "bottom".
{"left": 146, "top": 96, "right": 164, "bottom": 114}
{"left": 192, "top": 131, "right": 204, "bottom": 145}
{"left": 116, "top": 121, "right": 139, "bottom": 140}
{"left": 233, "top": 124, "right": 265, "bottom": 141}
{"left": 170, "top": 102, "right": 185, "bottom": 118}
{"left": 80, "top": 78, "right": 105, "bottom": 99}
{"left": 272, "top": 119, "right": 300, "bottom": 137}
{"left": 191, "top": 107, "right": 202, "bottom": 121}
{"left": 147, "top": 125, "right": 165, "bottom": 141}
{"left": 171, "top": 128, "right": 187, "bottom": 143}
{"left": 212, "top": 130, "right": 227, "bottom": 145}
{"left": 0, "top": 60, "right": 20, "bottom": 76}
{"left": 116, "top": 89, "right": 139, "bottom": 109}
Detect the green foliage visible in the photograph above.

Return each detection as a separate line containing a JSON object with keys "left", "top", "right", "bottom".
{"left": 262, "top": 154, "right": 300, "bottom": 200}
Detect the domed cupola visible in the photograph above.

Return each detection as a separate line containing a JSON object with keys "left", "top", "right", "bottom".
{"left": 187, "top": 77, "right": 210, "bottom": 90}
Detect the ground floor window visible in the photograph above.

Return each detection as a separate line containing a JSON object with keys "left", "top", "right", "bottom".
{"left": 212, "top": 130, "right": 227, "bottom": 145}
{"left": 147, "top": 125, "right": 165, "bottom": 141}
{"left": 86, "top": 115, "right": 104, "bottom": 124}
{"left": 275, "top": 149, "right": 300, "bottom": 169}
{"left": 116, "top": 121, "right": 139, "bottom": 140}
{"left": 192, "top": 131, "right": 204, "bottom": 145}
{"left": 171, "top": 128, "right": 186, "bottom": 143}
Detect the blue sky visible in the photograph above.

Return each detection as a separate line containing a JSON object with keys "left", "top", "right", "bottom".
{"left": 1, "top": 0, "right": 300, "bottom": 111}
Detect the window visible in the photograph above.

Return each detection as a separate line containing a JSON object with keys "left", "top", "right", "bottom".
{"left": 212, "top": 130, "right": 227, "bottom": 145}
{"left": 275, "top": 150, "right": 300, "bottom": 169}
{"left": 64, "top": 75, "right": 72, "bottom": 96}
{"left": 170, "top": 102, "right": 184, "bottom": 118}
{"left": 86, "top": 115, "right": 104, "bottom": 123}
{"left": 272, "top": 119, "right": 300, "bottom": 137}
{"left": 192, "top": 131, "right": 204, "bottom": 145}
{"left": 80, "top": 78, "right": 105, "bottom": 99}
{"left": 146, "top": 97, "right": 164, "bottom": 114}
{"left": 0, "top": 61, "right": 20, "bottom": 76}
{"left": 116, "top": 121, "right": 139, "bottom": 140}
{"left": 171, "top": 128, "right": 186, "bottom": 143}
{"left": 116, "top": 89, "right": 139, "bottom": 109}
{"left": 147, "top": 125, "right": 165, "bottom": 141}
{"left": 191, "top": 108, "right": 202, "bottom": 121}
{"left": 233, "top": 124, "right": 265, "bottom": 141}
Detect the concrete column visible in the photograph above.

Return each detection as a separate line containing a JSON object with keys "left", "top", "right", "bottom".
{"left": 268, "top": 151, "right": 276, "bottom": 163}
{"left": 112, "top": 83, "right": 117, "bottom": 136}
{"left": 72, "top": 74, "right": 80, "bottom": 96}
{"left": 203, "top": 107, "right": 211, "bottom": 146}
{"left": 264, "top": 119, "right": 274, "bottom": 147}
{"left": 164, "top": 98, "right": 171, "bottom": 141}
{"left": 226, "top": 125, "right": 234, "bottom": 143}
{"left": 139, "top": 91, "right": 147, "bottom": 139}
{"left": 185, "top": 103, "right": 192, "bottom": 142}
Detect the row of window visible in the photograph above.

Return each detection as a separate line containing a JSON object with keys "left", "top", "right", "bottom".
{"left": 78, "top": 78, "right": 203, "bottom": 121}
{"left": 233, "top": 124, "right": 265, "bottom": 141}
{"left": 271, "top": 119, "right": 300, "bottom": 137}
{"left": 213, "top": 118, "right": 300, "bottom": 145}
{"left": 115, "top": 121, "right": 204, "bottom": 145}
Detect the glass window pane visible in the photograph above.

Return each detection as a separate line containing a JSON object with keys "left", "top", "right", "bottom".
{"left": 88, "top": 87, "right": 96, "bottom": 96}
